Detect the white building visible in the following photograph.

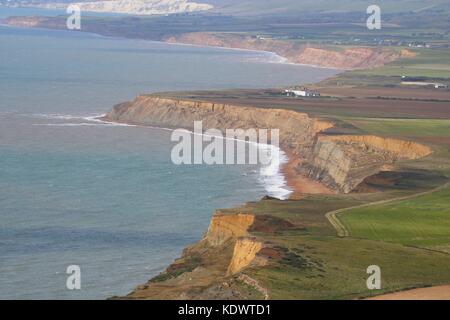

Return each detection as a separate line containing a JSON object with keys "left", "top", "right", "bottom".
{"left": 401, "top": 81, "right": 448, "bottom": 89}
{"left": 285, "top": 88, "right": 320, "bottom": 97}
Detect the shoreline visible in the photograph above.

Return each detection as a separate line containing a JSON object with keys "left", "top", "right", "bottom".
{"left": 0, "top": 15, "right": 342, "bottom": 70}
{"left": 99, "top": 109, "right": 328, "bottom": 200}
{"left": 1, "top": 18, "right": 340, "bottom": 201}
{"left": 94, "top": 114, "right": 295, "bottom": 200}
{"left": 160, "top": 39, "right": 342, "bottom": 70}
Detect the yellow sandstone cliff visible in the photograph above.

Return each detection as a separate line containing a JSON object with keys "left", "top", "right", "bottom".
{"left": 124, "top": 209, "right": 271, "bottom": 300}
{"left": 302, "top": 135, "right": 432, "bottom": 193}
{"left": 227, "top": 237, "right": 264, "bottom": 275}
{"left": 205, "top": 213, "right": 255, "bottom": 246}
{"left": 103, "top": 95, "right": 431, "bottom": 194}
{"left": 164, "top": 32, "right": 414, "bottom": 70}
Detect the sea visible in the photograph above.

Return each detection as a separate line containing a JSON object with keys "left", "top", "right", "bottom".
{"left": 0, "top": 7, "right": 338, "bottom": 299}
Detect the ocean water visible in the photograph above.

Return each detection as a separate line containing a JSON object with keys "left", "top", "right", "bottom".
{"left": 0, "top": 8, "right": 338, "bottom": 299}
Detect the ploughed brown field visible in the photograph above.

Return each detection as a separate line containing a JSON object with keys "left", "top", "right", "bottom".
{"left": 156, "top": 86, "right": 450, "bottom": 119}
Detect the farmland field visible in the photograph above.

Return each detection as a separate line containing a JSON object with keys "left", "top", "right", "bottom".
{"left": 345, "top": 118, "right": 450, "bottom": 138}
{"left": 341, "top": 185, "right": 450, "bottom": 252}
{"left": 347, "top": 49, "right": 450, "bottom": 80}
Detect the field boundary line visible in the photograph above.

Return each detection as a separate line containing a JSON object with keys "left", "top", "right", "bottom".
{"left": 326, "top": 182, "right": 450, "bottom": 237}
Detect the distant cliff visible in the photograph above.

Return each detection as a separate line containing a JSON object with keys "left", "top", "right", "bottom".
{"left": 164, "top": 33, "right": 415, "bottom": 70}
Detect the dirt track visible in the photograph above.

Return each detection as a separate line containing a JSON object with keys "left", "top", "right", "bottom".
{"left": 326, "top": 182, "right": 450, "bottom": 237}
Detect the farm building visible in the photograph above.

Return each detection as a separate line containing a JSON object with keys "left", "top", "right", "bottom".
{"left": 401, "top": 81, "right": 448, "bottom": 89}
{"left": 285, "top": 88, "right": 320, "bottom": 97}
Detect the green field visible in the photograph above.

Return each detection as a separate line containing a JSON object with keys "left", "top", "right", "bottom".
{"left": 346, "top": 118, "right": 450, "bottom": 138}
{"left": 339, "top": 116, "right": 450, "bottom": 253}
{"left": 341, "top": 186, "right": 450, "bottom": 252}
{"left": 348, "top": 48, "right": 450, "bottom": 80}
{"left": 245, "top": 170, "right": 450, "bottom": 299}
{"left": 249, "top": 236, "right": 450, "bottom": 299}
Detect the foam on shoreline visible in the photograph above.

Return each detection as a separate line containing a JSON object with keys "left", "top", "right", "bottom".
{"left": 168, "top": 126, "right": 293, "bottom": 200}
{"left": 29, "top": 113, "right": 292, "bottom": 200}
{"left": 30, "top": 113, "right": 137, "bottom": 127}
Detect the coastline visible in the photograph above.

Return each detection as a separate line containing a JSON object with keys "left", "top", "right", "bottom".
{"left": 101, "top": 110, "right": 328, "bottom": 199}
{"left": 2, "top": 7, "right": 450, "bottom": 301}
{"left": 13, "top": 22, "right": 339, "bottom": 199}
{"left": 0, "top": 15, "right": 342, "bottom": 202}
{"left": 1, "top": 20, "right": 344, "bottom": 71}
{"left": 154, "top": 39, "right": 341, "bottom": 70}
{"left": 95, "top": 114, "right": 294, "bottom": 200}
{"left": 24, "top": 22, "right": 434, "bottom": 299}
{"left": 0, "top": 20, "right": 287, "bottom": 67}
{"left": 0, "top": 14, "right": 358, "bottom": 70}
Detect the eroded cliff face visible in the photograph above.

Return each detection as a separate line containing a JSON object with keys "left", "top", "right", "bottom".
{"left": 205, "top": 212, "right": 255, "bottom": 246}
{"left": 204, "top": 213, "right": 266, "bottom": 276}
{"left": 227, "top": 237, "right": 264, "bottom": 275}
{"left": 104, "top": 95, "right": 333, "bottom": 157}
{"left": 164, "top": 32, "right": 413, "bottom": 70}
{"left": 301, "top": 135, "right": 432, "bottom": 193}
{"left": 124, "top": 210, "right": 270, "bottom": 299}
{"left": 103, "top": 95, "right": 431, "bottom": 194}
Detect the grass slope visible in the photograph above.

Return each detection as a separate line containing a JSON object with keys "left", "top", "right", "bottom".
{"left": 249, "top": 236, "right": 450, "bottom": 299}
